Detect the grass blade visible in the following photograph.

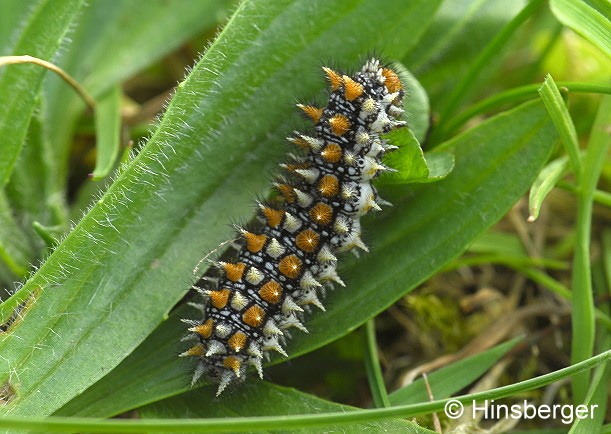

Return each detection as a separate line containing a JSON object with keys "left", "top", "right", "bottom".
{"left": 538, "top": 74, "right": 581, "bottom": 179}
{"left": 528, "top": 155, "right": 570, "bottom": 221}
{"left": 363, "top": 319, "right": 391, "bottom": 408}
{"left": 91, "top": 84, "right": 122, "bottom": 180}
{"left": 570, "top": 95, "right": 611, "bottom": 403}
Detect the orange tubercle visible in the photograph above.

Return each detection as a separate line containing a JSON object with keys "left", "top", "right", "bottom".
{"left": 222, "top": 262, "right": 246, "bottom": 282}
{"left": 278, "top": 254, "right": 303, "bottom": 279}
{"left": 275, "top": 183, "right": 296, "bottom": 202}
{"left": 223, "top": 356, "right": 242, "bottom": 375}
{"left": 322, "top": 66, "right": 343, "bottom": 91}
{"left": 261, "top": 206, "right": 285, "bottom": 228}
{"left": 298, "top": 104, "right": 324, "bottom": 124}
{"left": 381, "top": 68, "right": 402, "bottom": 93}
{"left": 318, "top": 174, "right": 339, "bottom": 197}
{"left": 243, "top": 232, "right": 267, "bottom": 253}
{"left": 242, "top": 304, "right": 266, "bottom": 328}
{"left": 329, "top": 114, "right": 351, "bottom": 136}
{"left": 295, "top": 229, "right": 320, "bottom": 253}
{"left": 258, "top": 280, "right": 283, "bottom": 304}
{"left": 342, "top": 75, "right": 364, "bottom": 101}
{"left": 181, "top": 344, "right": 204, "bottom": 357}
{"left": 228, "top": 331, "right": 247, "bottom": 352}
{"left": 209, "top": 288, "right": 231, "bottom": 309}
{"left": 309, "top": 202, "right": 333, "bottom": 226}
{"left": 191, "top": 318, "right": 214, "bottom": 338}
{"left": 320, "top": 143, "right": 342, "bottom": 163}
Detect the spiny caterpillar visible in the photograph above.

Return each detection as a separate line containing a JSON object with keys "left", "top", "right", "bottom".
{"left": 181, "top": 58, "right": 406, "bottom": 395}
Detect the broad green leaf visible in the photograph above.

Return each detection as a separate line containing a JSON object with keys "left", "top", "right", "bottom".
{"left": 91, "top": 84, "right": 122, "bottom": 180}
{"left": 389, "top": 338, "right": 522, "bottom": 405}
{"left": 382, "top": 128, "right": 430, "bottom": 183}
{"left": 422, "top": 152, "right": 454, "bottom": 182}
{"left": 58, "top": 98, "right": 556, "bottom": 416}
{"left": 139, "top": 382, "right": 433, "bottom": 434}
{"left": 0, "top": 0, "right": 84, "bottom": 189}
{"left": 0, "top": 0, "right": 442, "bottom": 417}
{"left": 551, "top": 0, "right": 611, "bottom": 58}
{"left": 55, "top": 307, "right": 192, "bottom": 417}
{"left": 0, "top": 1, "right": 32, "bottom": 54}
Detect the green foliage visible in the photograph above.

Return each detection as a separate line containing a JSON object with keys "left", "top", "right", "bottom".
{"left": 0, "top": 0, "right": 609, "bottom": 432}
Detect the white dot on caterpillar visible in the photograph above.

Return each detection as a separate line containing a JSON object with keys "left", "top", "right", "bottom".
{"left": 266, "top": 238, "right": 286, "bottom": 258}
{"left": 361, "top": 97, "right": 377, "bottom": 114}
{"left": 343, "top": 151, "right": 356, "bottom": 166}
{"left": 356, "top": 130, "right": 370, "bottom": 145}
{"left": 293, "top": 188, "right": 313, "bottom": 208}
{"left": 282, "top": 213, "right": 302, "bottom": 233}
{"left": 230, "top": 292, "right": 248, "bottom": 311}
{"left": 245, "top": 266, "right": 264, "bottom": 285}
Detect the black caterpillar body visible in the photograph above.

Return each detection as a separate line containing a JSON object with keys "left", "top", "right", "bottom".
{"left": 181, "top": 58, "right": 406, "bottom": 395}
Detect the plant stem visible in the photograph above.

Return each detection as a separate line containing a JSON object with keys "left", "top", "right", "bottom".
{"left": 363, "top": 319, "right": 390, "bottom": 408}
{"left": 0, "top": 55, "right": 96, "bottom": 110}
{"left": 571, "top": 95, "right": 611, "bottom": 403}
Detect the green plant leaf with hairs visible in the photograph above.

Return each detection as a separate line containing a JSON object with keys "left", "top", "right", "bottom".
{"left": 0, "top": 0, "right": 442, "bottom": 418}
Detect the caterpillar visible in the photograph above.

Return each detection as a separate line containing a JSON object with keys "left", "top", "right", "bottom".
{"left": 180, "top": 58, "right": 406, "bottom": 395}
